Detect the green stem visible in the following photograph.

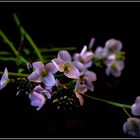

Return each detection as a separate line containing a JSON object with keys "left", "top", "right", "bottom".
{"left": 0, "top": 30, "right": 29, "bottom": 64}
{"left": 0, "top": 51, "right": 12, "bottom": 56}
{"left": 121, "top": 105, "right": 132, "bottom": 118}
{"left": 0, "top": 71, "right": 29, "bottom": 78}
{"left": 40, "top": 47, "right": 76, "bottom": 53}
{"left": 0, "top": 57, "right": 17, "bottom": 62}
{"left": 0, "top": 30, "right": 18, "bottom": 56}
{"left": 13, "top": 13, "right": 44, "bottom": 62}
{"left": 84, "top": 94, "right": 131, "bottom": 109}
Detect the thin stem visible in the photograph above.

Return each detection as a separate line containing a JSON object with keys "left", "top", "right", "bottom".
{"left": 0, "top": 51, "right": 12, "bottom": 56}
{"left": 84, "top": 94, "right": 131, "bottom": 109}
{"left": 13, "top": 13, "right": 44, "bottom": 62}
{"left": 0, "top": 30, "right": 18, "bottom": 56}
{"left": 0, "top": 30, "right": 29, "bottom": 64}
{"left": 0, "top": 57, "right": 17, "bottom": 62}
{"left": 121, "top": 105, "right": 132, "bottom": 118}
{"left": 40, "top": 47, "right": 77, "bottom": 53}
{"left": 0, "top": 71, "right": 29, "bottom": 78}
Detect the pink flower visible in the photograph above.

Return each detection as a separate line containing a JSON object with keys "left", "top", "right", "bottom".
{"left": 28, "top": 62, "right": 57, "bottom": 87}
{"left": 52, "top": 50, "right": 80, "bottom": 79}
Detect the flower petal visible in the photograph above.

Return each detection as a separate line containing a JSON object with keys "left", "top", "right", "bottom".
{"left": 85, "top": 70, "right": 97, "bottom": 82}
{"left": 58, "top": 50, "right": 71, "bottom": 62}
{"left": 78, "top": 85, "right": 88, "bottom": 94}
{"left": 84, "top": 61, "right": 93, "bottom": 68}
{"left": 104, "top": 39, "right": 123, "bottom": 55}
{"left": 95, "top": 46, "right": 105, "bottom": 59}
{"left": 105, "top": 67, "right": 111, "bottom": 76}
{"left": 115, "top": 61, "right": 125, "bottom": 71}
{"left": 105, "top": 58, "right": 115, "bottom": 66}
{"left": 73, "top": 53, "right": 80, "bottom": 61}
{"left": 34, "top": 85, "right": 51, "bottom": 99}
{"left": 75, "top": 80, "right": 87, "bottom": 94}
{"left": 111, "top": 69, "right": 121, "bottom": 77}
{"left": 75, "top": 92, "right": 84, "bottom": 106}
{"left": 27, "top": 71, "right": 41, "bottom": 83}
{"left": 80, "top": 51, "right": 94, "bottom": 63}
{"left": 64, "top": 65, "right": 80, "bottom": 79}
{"left": 44, "top": 91, "right": 51, "bottom": 99}
{"left": 84, "top": 78, "right": 94, "bottom": 91}
{"left": 131, "top": 96, "right": 140, "bottom": 116}
{"left": 32, "top": 61, "right": 44, "bottom": 74}
{"left": 34, "top": 84, "right": 43, "bottom": 91}
{"left": 52, "top": 58, "right": 64, "bottom": 72}
{"left": 42, "top": 72, "right": 56, "bottom": 87}
{"left": 45, "top": 62, "right": 58, "bottom": 74}
{"left": 0, "top": 67, "right": 8, "bottom": 90}
{"left": 123, "top": 117, "right": 140, "bottom": 137}
{"left": 131, "top": 103, "right": 140, "bottom": 116}
{"left": 29, "top": 91, "right": 46, "bottom": 110}
{"left": 89, "top": 38, "right": 95, "bottom": 49}
{"left": 80, "top": 45, "right": 87, "bottom": 55}
{"left": 72, "top": 61, "right": 86, "bottom": 75}
{"left": 108, "top": 54, "right": 116, "bottom": 61}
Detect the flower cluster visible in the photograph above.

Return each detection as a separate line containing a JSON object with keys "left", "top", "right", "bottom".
{"left": 94, "top": 39, "right": 125, "bottom": 77}
{"left": 123, "top": 97, "right": 140, "bottom": 137}
{"left": 0, "top": 37, "right": 129, "bottom": 136}
{"left": 0, "top": 38, "right": 125, "bottom": 110}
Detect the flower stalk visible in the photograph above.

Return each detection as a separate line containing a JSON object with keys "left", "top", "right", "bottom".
{"left": 84, "top": 94, "right": 131, "bottom": 109}
{"left": 13, "top": 13, "right": 44, "bottom": 63}
{"left": 0, "top": 30, "right": 29, "bottom": 64}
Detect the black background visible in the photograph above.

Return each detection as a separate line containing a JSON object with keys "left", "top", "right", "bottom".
{"left": 0, "top": 2, "right": 139, "bottom": 138}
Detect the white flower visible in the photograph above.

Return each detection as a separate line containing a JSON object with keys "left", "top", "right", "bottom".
{"left": 0, "top": 68, "right": 9, "bottom": 90}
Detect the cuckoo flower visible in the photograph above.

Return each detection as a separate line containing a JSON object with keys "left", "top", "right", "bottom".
{"left": 81, "top": 70, "right": 97, "bottom": 91}
{"left": 123, "top": 117, "right": 140, "bottom": 137}
{"left": 33, "top": 85, "right": 51, "bottom": 99}
{"left": 29, "top": 90, "right": 46, "bottom": 111}
{"left": 27, "top": 62, "right": 57, "bottom": 87}
{"left": 72, "top": 61, "right": 87, "bottom": 76}
{"left": 73, "top": 61, "right": 97, "bottom": 91}
{"left": 52, "top": 50, "right": 79, "bottom": 79}
{"left": 131, "top": 96, "right": 140, "bottom": 116}
{"left": 74, "top": 69, "right": 96, "bottom": 106}
{"left": 104, "top": 39, "right": 123, "bottom": 56}
{"left": 73, "top": 45, "right": 94, "bottom": 68}
{"left": 0, "top": 68, "right": 9, "bottom": 90}
{"left": 75, "top": 80, "right": 88, "bottom": 106}
{"left": 94, "top": 46, "right": 106, "bottom": 60}
{"left": 105, "top": 60, "right": 124, "bottom": 77}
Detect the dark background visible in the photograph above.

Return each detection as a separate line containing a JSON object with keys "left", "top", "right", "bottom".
{"left": 0, "top": 2, "right": 139, "bottom": 138}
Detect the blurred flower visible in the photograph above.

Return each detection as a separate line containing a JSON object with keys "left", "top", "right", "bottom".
{"left": 26, "top": 62, "right": 33, "bottom": 70}
{"left": 33, "top": 85, "right": 51, "bottom": 99}
{"left": 81, "top": 70, "right": 97, "bottom": 91}
{"left": 123, "top": 117, "right": 140, "bottom": 137}
{"left": 131, "top": 96, "right": 140, "bottom": 116}
{"left": 52, "top": 50, "right": 79, "bottom": 79}
{"left": 104, "top": 39, "right": 123, "bottom": 56}
{"left": 73, "top": 45, "right": 94, "bottom": 68}
{"left": 27, "top": 62, "right": 56, "bottom": 87}
{"left": 75, "top": 80, "right": 87, "bottom": 106}
{"left": 94, "top": 46, "right": 106, "bottom": 60}
{"left": 28, "top": 84, "right": 52, "bottom": 110}
{"left": 72, "top": 61, "right": 86, "bottom": 76}
{"left": 105, "top": 60, "right": 125, "bottom": 77}
{"left": 74, "top": 69, "right": 96, "bottom": 106}
{"left": 0, "top": 68, "right": 9, "bottom": 90}
{"left": 29, "top": 91, "right": 46, "bottom": 111}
